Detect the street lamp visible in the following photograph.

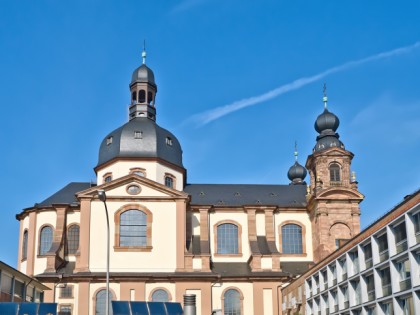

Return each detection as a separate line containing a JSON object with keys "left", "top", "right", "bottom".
{"left": 98, "top": 189, "right": 110, "bottom": 315}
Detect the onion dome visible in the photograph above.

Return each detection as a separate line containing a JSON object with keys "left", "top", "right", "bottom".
{"left": 313, "top": 87, "right": 345, "bottom": 152}
{"left": 131, "top": 64, "right": 156, "bottom": 87}
{"left": 287, "top": 143, "right": 307, "bottom": 185}
{"left": 288, "top": 161, "right": 307, "bottom": 184}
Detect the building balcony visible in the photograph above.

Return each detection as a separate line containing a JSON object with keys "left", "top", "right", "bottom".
{"left": 382, "top": 284, "right": 392, "bottom": 296}
{"left": 333, "top": 305, "right": 338, "bottom": 313}
{"left": 325, "top": 308, "right": 330, "bottom": 315}
{"left": 342, "top": 273, "right": 347, "bottom": 281}
{"left": 365, "top": 258, "right": 373, "bottom": 269}
{"left": 344, "top": 301, "right": 349, "bottom": 309}
{"left": 399, "top": 278, "right": 411, "bottom": 291}
{"left": 396, "top": 240, "right": 407, "bottom": 254}
{"left": 416, "top": 232, "right": 420, "bottom": 244}
{"left": 367, "top": 290, "right": 375, "bottom": 301}
{"left": 332, "top": 278, "right": 337, "bottom": 286}
{"left": 379, "top": 250, "right": 389, "bottom": 262}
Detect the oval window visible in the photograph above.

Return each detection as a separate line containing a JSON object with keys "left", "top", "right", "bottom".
{"left": 127, "top": 185, "right": 141, "bottom": 195}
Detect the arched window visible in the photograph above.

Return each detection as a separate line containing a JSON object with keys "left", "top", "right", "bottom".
{"left": 120, "top": 210, "right": 147, "bottom": 247}
{"left": 95, "top": 289, "right": 113, "bottom": 315}
{"left": 151, "top": 289, "right": 169, "bottom": 302}
{"left": 67, "top": 225, "right": 80, "bottom": 254}
{"left": 223, "top": 289, "right": 241, "bottom": 315}
{"left": 39, "top": 226, "right": 53, "bottom": 255}
{"left": 165, "top": 176, "right": 174, "bottom": 188}
{"left": 281, "top": 224, "right": 303, "bottom": 254}
{"left": 138, "top": 90, "right": 146, "bottom": 103}
{"left": 217, "top": 223, "right": 239, "bottom": 254}
{"left": 22, "top": 230, "right": 28, "bottom": 260}
{"left": 147, "top": 91, "right": 153, "bottom": 105}
{"left": 330, "top": 163, "right": 341, "bottom": 182}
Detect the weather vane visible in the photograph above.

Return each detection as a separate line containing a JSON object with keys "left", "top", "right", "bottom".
{"left": 294, "top": 141, "right": 298, "bottom": 161}
{"left": 323, "top": 83, "right": 328, "bottom": 109}
{"left": 142, "top": 40, "right": 147, "bottom": 64}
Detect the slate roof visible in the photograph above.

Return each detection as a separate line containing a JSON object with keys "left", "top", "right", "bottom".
{"left": 281, "top": 261, "right": 313, "bottom": 276}
{"left": 35, "top": 182, "right": 94, "bottom": 208}
{"left": 183, "top": 184, "right": 307, "bottom": 207}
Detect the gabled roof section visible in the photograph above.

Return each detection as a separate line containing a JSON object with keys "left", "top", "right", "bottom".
{"left": 77, "top": 173, "right": 189, "bottom": 199}
{"left": 184, "top": 184, "right": 307, "bottom": 207}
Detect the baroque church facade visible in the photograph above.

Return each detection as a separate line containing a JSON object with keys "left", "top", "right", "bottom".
{"left": 15, "top": 52, "right": 364, "bottom": 315}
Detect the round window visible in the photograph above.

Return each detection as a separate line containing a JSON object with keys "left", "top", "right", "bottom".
{"left": 127, "top": 185, "right": 141, "bottom": 195}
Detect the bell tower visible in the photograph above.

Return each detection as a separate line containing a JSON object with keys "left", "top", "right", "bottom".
{"left": 306, "top": 87, "right": 364, "bottom": 262}
{"left": 129, "top": 46, "right": 158, "bottom": 121}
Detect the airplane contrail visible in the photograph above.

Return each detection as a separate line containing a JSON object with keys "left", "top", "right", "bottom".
{"left": 188, "top": 41, "right": 420, "bottom": 126}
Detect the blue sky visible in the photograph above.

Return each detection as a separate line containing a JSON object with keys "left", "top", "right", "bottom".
{"left": 1, "top": 0, "right": 419, "bottom": 267}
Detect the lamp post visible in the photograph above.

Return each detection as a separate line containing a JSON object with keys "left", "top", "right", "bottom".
{"left": 98, "top": 189, "right": 110, "bottom": 315}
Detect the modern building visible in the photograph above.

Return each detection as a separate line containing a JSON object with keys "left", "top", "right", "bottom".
{"left": 0, "top": 260, "right": 48, "bottom": 303}
{"left": 281, "top": 189, "right": 420, "bottom": 315}
{"left": 15, "top": 50, "right": 365, "bottom": 315}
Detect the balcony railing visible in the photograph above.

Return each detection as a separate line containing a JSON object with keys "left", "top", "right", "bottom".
{"left": 382, "top": 284, "right": 392, "bottom": 296}
{"left": 400, "top": 278, "right": 411, "bottom": 291}
{"left": 396, "top": 240, "right": 408, "bottom": 254}
{"left": 330, "top": 181, "right": 344, "bottom": 187}
{"left": 379, "top": 250, "right": 389, "bottom": 262}
{"left": 344, "top": 301, "right": 349, "bottom": 309}
{"left": 368, "top": 290, "right": 375, "bottom": 301}
{"left": 365, "top": 258, "right": 373, "bottom": 269}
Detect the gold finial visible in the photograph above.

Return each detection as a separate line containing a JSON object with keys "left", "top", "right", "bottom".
{"left": 306, "top": 185, "right": 310, "bottom": 195}
{"left": 323, "top": 83, "right": 328, "bottom": 109}
{"left": 294, "top": 141, "right": 298, "bottom": 161}
{"left": 142, "top": 40, "right": 147, "bottom": 64}
{"left": 351, "top": 171, "right": 356, "bottom": 182}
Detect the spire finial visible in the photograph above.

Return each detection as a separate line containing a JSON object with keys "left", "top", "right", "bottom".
{"left": 294, "top": 141, "right": 298, "bottom": 161}
{"left": 323, "top": 83, "right": 328, "bottom": 109}
{"left": 142, "top": 40, "right": 147, "bottom": 65}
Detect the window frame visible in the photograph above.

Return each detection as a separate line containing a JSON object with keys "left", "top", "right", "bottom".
{"left": 38, "top": 224, "right": 54, "bottom": 256}
{"left": 221, "top": 287, "right": 244, "bottom": 315}
{"left": 214, "top": 220, "right": 242, "bottom": 257}
{"left": 278, "top": 221, "right": 306, "bottom": 256}
{"left": 66, "top": 224, "right": 80, "bottom": 255}
{"left": 92, "top": 288, "right": 115, "bottom": 315}
{"left": 114, "top": 204, "right": 153, "bottom": 252}
{"left": 164, "top": 173, "right": 176, "bottom": 189}
{"left": 148, "top": 288, "right": 172, "bottom": 302}
{"left": 22, "top": 229, "right": 28, "bottom": 261}
{"left": 329, "top": 163, "right": 341, "bottom": 182}
{"left": 103, "top": 172, "right": 112, "bottom": 184}
{"left": 130, "top": 167, "right": 147, "bottom": 178}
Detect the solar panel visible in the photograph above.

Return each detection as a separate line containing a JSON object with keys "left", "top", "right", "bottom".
{"left": 164, "top": 302, "right": 183, "bottom": 315}
{"left": 18, "top": 303, "right": 38, "bottom": 315}
{"left": 38, "top": 303, "right": 57, "bottom": 315}
{"left": 147, "top": 302, "right": 166, "bottom": 315}
{"left": 130, "top": 301, "right": 149, "bottom": 315}
{"left": 112, "top": 301, "right": 131, "bottom": 315}
{"left": 0, "top": 303, "right": 19, "bottom": 315}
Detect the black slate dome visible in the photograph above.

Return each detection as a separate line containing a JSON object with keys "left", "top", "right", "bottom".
{"left": 287, "top": 161, "right": 307, "bottom": 184}
{"left": 97, "top": 118, "right": 183, "bottom": 168}
{"left": 314, "top": 135, "right": 344, "bottom": 152}
{"left": 315, "top": 109, "right": 340, "bottom": 133}
{"left": 131, "top": 64, "right": 156, "bottom": 86}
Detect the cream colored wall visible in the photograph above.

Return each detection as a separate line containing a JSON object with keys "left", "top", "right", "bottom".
{"left": 56, "top": 283, "right": 79, "bottom": 315}
{"left": 275, "top": 211, "right": 313, "bottom": 261}
{"left": 192, "top": 258, "right": 202, "bottom": 270}
{"left": 212, "top": 282, "right": 254, "bottom": 315}
{"left": 145, "top": 283, "right": 176, "bottom": 301}
{"left": 263, "top": 288, "right": 274, "bottom": 315}
{"left": 66, "top": 211, "right": 80, "bottom": 226}
{"left": 89, "top": 200, "right": 178, "bottom": 272}
{"left": 209, "top": 212, "right": 250, "bottom": 262}
{"left": 192, "top": 212, "right": 200, "bottom": 235}
{"left": 96, "top": 160, "right": 183, "bottom": 190}
{"left": 19, "top": 216, "right": 30, "bottom": 273}
{"left": 34, "top": 210, "right": 57, "bottom": 275}
{"left": 261, "top": 257, "right": 272, "bottom": 270}
{"left": 256, "top": 212, "right": 265, "bottom": 236}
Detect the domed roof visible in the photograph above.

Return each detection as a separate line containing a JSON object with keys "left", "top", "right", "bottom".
{"left": 315, "top": 109, "right": 340, "bottom": 133}
{"left": 131, "top": 64, "right": 156, "bottom": 86}
{"left": 287, "top": 161, "right": 307, "bottom": 184}
{"left": 313, "top": 135, "right": 344, "bottom": 152}
{"left": 97, "top": 117, "right": 183, "bottom": 168}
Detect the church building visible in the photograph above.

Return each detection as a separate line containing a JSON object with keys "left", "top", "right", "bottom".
{"left": 15, "top": 50, "right": 364, "bottom": 315}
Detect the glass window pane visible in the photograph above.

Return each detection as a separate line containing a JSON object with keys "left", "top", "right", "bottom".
{"left": 67, "top": 225, "right": 80, "bottom": 254}
{"left": 22, "top": 231, "right": 28, "bottom": 260}
{"left": 217, "top": 224, "right": 239, "bottom": 254}
{"left": 40, "top": 226, "right": 53, "bottom": 255}
{"left": 96, "top": 289, "right": 113, "bottom": 315}
{"left": 282, "top": 224, "right": 303, "bottom": 254}
{"left": 120, "top": 210, "right": 147, "bottom": 247}
{"left": 224, "top": 289, "right": 241, "bottom": 315}
{"left": 151, "top": 289, "right": 169, "bottom": 302}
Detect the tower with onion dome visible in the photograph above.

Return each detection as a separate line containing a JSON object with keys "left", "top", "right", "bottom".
{"left": 305, "top": 86, "right": 364, "bottom": 262}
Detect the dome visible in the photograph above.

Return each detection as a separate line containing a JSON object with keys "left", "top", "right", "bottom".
{"left": 313, "top": 135, "right": 344, "bottom": 152}
{"left": 131, "top": 64, "right": 156, "bottom": 86}
{"left": 97, "top": 117, "right": 183, "bottom": 168}
{"left": 287, "top": 161, "right": 307, "bottom": 184}
{"left": 315, "top": 109, "right": 340, "bottom": 133}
